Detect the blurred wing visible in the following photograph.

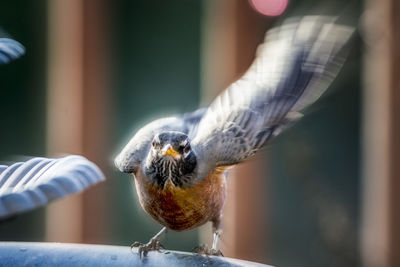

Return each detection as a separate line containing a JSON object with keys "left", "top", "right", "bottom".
{"left": 0, "top": 38, "right": 25, "bottom": 65}
{"left": 0, "top": 155, "right": 105, "bottom": 220}
{"left": 192, "top": 16, "right": 353, "bottom": 171}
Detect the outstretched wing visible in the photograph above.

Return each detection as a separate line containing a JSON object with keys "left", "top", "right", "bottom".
{"left": 0, "top": 38, "right": 25, "bottom": 64}
{"left": 192, "top": 16, "right": 353, "bottom": 173}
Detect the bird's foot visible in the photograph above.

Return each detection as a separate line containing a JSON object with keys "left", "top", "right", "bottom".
{"left": 131, "top": 238, "right": 164, "bottom": 259}
{"left": 192, "top": 244, "right": 224, "bottom": 256}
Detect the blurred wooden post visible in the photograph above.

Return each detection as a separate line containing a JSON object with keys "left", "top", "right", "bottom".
{"left": 46, "top": 0, "right": 85, "bottom": 243}
{"left": 389, "top": 1, "right": 400, "bottom": 266}
{"left": 81, "top": 0, "right": 111, "bottom": 244}
{"left": 201, "top": 0, "right": 270, "bottom": 262}
{"left": 46, "top": 0, "right": 110, "bottom": 243}
{"left": 361, "top": 0, "right": 400, "bottom": 266}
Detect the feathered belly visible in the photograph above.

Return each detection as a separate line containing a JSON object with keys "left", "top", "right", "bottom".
{"left": 134, "top": 167, "right": 227, "bottom": 231}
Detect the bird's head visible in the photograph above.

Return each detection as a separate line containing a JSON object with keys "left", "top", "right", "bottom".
{"left": 144, "top": 131, "right": 197, "bottom": 187}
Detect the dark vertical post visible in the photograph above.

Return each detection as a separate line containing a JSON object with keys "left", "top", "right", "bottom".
{"left": 389, "top": 0, "right": 400, "bottom": 266}
{"left": 81, "top": 0, "right": 111, "bottom": 244}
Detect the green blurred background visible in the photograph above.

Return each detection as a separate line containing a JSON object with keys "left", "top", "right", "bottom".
{"left": 0, "top": 0, "right": 367, "bottom": 266}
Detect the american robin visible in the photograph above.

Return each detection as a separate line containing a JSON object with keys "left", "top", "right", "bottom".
{"left": 115, "top": 16, "right": 353, "bottom": 258}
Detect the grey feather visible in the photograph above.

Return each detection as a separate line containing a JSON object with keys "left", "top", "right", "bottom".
{"left": 191, "top": 16, "right": 354, "bottom": 174}
{"left": 0, "top": 155, "right": 105, "bottom": 219}
{"left": 0, "top": 38, "right": 25, "bottom": 65}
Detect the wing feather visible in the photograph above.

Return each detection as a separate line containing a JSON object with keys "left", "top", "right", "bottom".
{"left": 192, "top": 16, "right": 353, "bottom": 173}
{"left": 0, "top": 38, "right": 25, "bottom": 64}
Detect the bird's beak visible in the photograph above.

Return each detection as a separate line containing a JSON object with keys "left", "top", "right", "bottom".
{"left": 161, "top": 144, "right": 180, "bottom": 159}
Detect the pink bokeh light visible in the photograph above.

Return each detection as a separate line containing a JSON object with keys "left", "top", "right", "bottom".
{"left": 249, "top": 0, "right": 288, "bottom": 17}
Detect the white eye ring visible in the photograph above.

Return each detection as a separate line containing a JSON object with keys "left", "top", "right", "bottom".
{"left": 180, "top": 139, "right": 188, "bottom": 147}
{"left": 183, "top": 148, "right": 191, "bottom": 158}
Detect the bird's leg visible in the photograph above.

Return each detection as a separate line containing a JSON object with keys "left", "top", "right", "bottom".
{"left": 193, "top": 218, "right": 224, "bottom": 256}
{"left": 210, "top": 218, "right": 224, "bottom": 256}
{"left": 211, "top": 229, "right": 223, "bottom": 255}
{"left": 131, "top": 227, "right": 167, "bottom": 259}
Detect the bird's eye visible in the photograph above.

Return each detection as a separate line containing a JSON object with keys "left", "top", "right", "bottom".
{"left": 183, "top": 144, "right": 191, "bottom": 154}
{"left": 151, "top": 140, "right": 156, "bottom": 147}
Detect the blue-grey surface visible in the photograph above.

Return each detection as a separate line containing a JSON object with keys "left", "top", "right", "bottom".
{"left": 0, "top": 242, "right": 271, "bottom": 267}
{"left": 0, "top": 155, "right": 105, "bottom": 219}
{"left": 0, "top": 38, "right": 25, "bottom": 64}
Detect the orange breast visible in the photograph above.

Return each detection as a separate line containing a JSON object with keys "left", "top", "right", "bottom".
{"left": 133, "top": 166, "right": 227, "bottom": 231}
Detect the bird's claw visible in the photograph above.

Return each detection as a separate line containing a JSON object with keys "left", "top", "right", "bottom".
{"left": 131, "top": 238, "right": 164, "bottom": 259}
{"left": 192, "top": 244, "right": 224, "bottom": 256}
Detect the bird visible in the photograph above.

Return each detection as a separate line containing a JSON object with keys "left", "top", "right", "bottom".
{"left": 114, "top": 16, "right": 354, "bottom": 258}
